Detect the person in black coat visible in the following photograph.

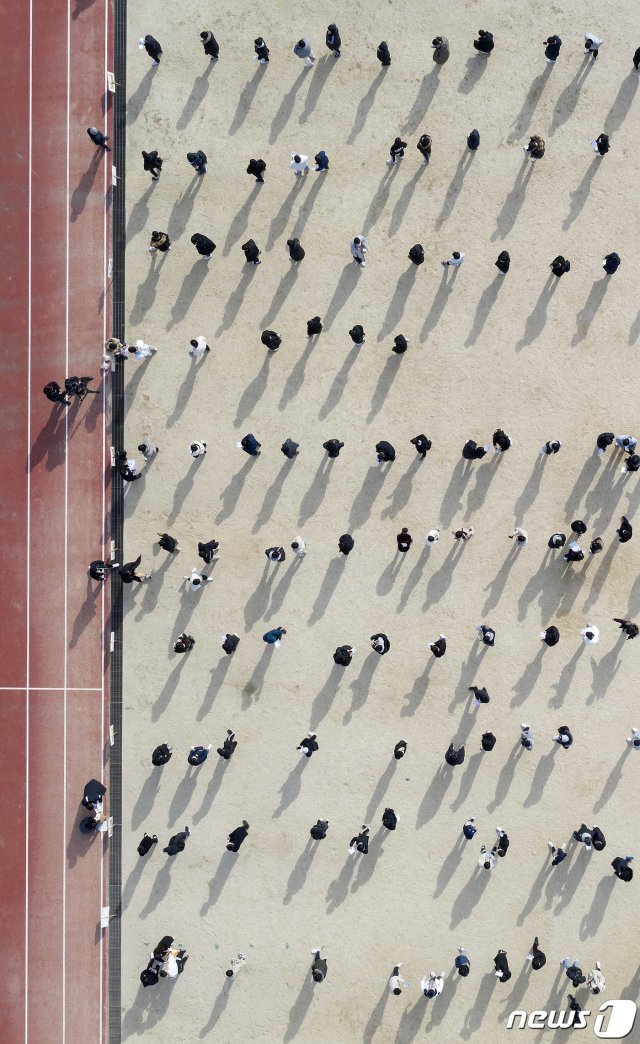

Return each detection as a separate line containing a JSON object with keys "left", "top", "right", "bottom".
{"left": 388, "top": 137, "right": 407, "bottom": 163}
{"left": 254, "top": 37, "right": 269, "bottom": 63}
{"left": 247, "top": 158, "right": 266, "bottom": 182}
{"left": 89, "top": 559, "right": 112, "bottom": 581}
{"left": 217, "top": 729, "right": 237, "bottom": 759}
{"left": 242, "top": 239, "right": 261, "bottom": 264}
{"left": 417, "top": 134, "right": 432, "bottom": 164}
{"left": 198, "top": 539, "right": 219, "bottom": 564}
{"left": 164, "top": 828, "right": 190, "bottom": 856}
{"left": 602, "top": 252, "right": 620, "bottom": 275}
{"left": 467, "top": 129, "right": 480, "bottom": 150}
{"left": 297, "top": 734, "right": 319, "bottom": 757}
{"left": 614, "top": 617, "right": 639, "bottom": 640}
{"left": 430, "top": 634, "right": 447, "bottom": 658}
{"left": 394, "top": 740, "right": 407, "bottom": 759}
{"left": 200, "top": 29, "right": 219, "bottom": 60}
{"left": 44, "top": 380, "right": 71, "bottom": 405}
{"left": 371, "top": 633, "right": 390, "bottom": 654}
{"left": 87, "top": 127, "right": 110, "bottom": 150}
{"left": 617, "top": 516, "right": 633, "bottom": 543}
{"left": 377, "top": 41, "right": 391, "bottom": 66}
{"left": 152, "top": 743, "right": 172, "bottom": 766}
{"left": 281, "top": 438, "right": 299, "bottom": 458}
{"left": 544, "top": 35, "right": 562, "bottom": 62}
{"left": 376, "top": 440, "right": 395, "bottom": 462}
{"left": 287, "top": 237, "right": 305, "bottom": 262}
{"left": 227, "top": 821, "right": 249, "bottom": 851}
{"left": 326, "top": 23, "right": 341, "bottom": 57}
{"left": 187, "top": 745, "right": 210, "bottom": 765}
{"left": 141, "top": 34, "right": 162, "bottom": 63}
{"left": 174, "top": 633, "right": 195, "bottom": 653}
{"left": 338, "top": 533, "right": 354, "bottom": 555}
{"left": 397, "top": 528, "right": 412, "bottom": 552}
{"left": 324, "top": 439, "right": 344, "bottom": 458}
{"left": 157, "top": 532, "right": 179, "bottom": 553}
{"left": 191, "top": 232, "right": 216, "bottom": 258}
{"left": 141, "top": 150, "right": 161, "bottom": 178}
{"left": 187, "top": 150, "right": 207, "bottom": 175}
{"left": 463, "top": 439, "right": 489, "bottom": 460}
{"left": 349, "top": 325, "right": 365, "bottom": 346}
{"left": 611, "top": 856, "right": 634, "bottom": 881}
{"left": 410, "top": 434, "right": 431, "bottom": 457}
{"left": 494, "top": 951, "right": 511, "bottom": 981}
{"left": 469, "top": 685, "right": 490, "bottom": 706}
{"left": 382, "top": 807, "right": 398, "bottom": 830}
{"left": 529, "top": 937, "right": 546, "bottom": 969}
{"left": 495, "top": 250, "right": 510, "bottom": 274}
{"left": 492, "top": 429, "right": 512, "bottom": 452}
{"left": 473, "top": 30, "right": 494, "bottom": 54}
{"left": 119, "top": 554, "right": 148, "bottom": 583}
{"left": 477, "top": 624, "right": 496, "bottom": 646}
{"left": 311, "top": 950, "right": 328, "bottom": 981}
{"left": 307, "top": 316, "right": 323, "bottom": 336}
{"left": 408, "top": 244, "right": 425, "bottom": 265}
{"left": 392, "top": 335, "right": 408, "bottom": 354}
{"left": 349, "top": 826, "right": 369, "bottom": 853}
{"left": 481, "top": 732, "right": 496, "bottom": 751}
{"left": 261, "top": 330, "right": 282, "bottom": 352}
{"left": 445, "top": 743, "right": 465, "bottom": 766}
{"left": 221, "top": 633, "right": 240, "bottom": 654}
{"left": 333, "top": 645, "right": 354, "bottom": 666}
{"left": 550, "top": 255, "right": 570, "bottom": 277}
{"left": 310, "top": 819, "right": 329, "bottom": 839}
{"left": 117, "top": 451, "right": 141, "bottom": 482}
{"left": 540, "top": 625, "right": 560, "bottom": 646}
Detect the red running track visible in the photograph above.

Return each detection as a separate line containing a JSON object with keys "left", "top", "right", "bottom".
{"left": 0, "top": 0, "right": 113, "bottom": 1039}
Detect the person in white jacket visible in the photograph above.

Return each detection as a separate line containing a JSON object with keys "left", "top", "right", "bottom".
{"left": 420, "top": 971, "right": 445, "bottom": 998}
{"left": 587, "top": 961, "right": 606, "bottom": 994}
{"left": 289, "top": 152, "right": 310, "bottom": 176}
{"left": 350, "top": 235, "right": 369, "bottom": 267}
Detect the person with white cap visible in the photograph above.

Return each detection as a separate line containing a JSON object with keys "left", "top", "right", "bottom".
{"left": 580, "top": 624, "right": 599, "bottom": 645}
{"left": 289, "top": 152, "right": 310, "bottom": 176}
{"left": 183, "top": 569, "right": 213, "bottom": 591}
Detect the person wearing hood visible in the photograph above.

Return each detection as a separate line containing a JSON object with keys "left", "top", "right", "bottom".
{"left": 544, "top": 35, "right": 562, "bottom": 62}
{"left": 431, "top": 36, "right": 450, "bottom": 64}
{"left": 199, "top": 29, "right": 219, "bottom": 60}
{"left": 325, "top": 23, "right": 341, "bottom": 57}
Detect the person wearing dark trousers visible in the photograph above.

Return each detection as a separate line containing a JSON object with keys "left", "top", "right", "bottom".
{"left": 408, "top": 244, "right": 425, "bottom": 265}
{"left": 43, "top": 381, "right": 71, "bottom": 406}
{"left": 338, "top": 533, "right": 354, "bottom": 555}
{"left": 614, "top": 617, "right": 639, "bottom": 639}
{"left": 445, "top": 743, "right": 465, "bottom": 766}
{"left": 388, "top": 137, "right": 407, "bottom": 164}
{"left": 561, "top": 958, "right": 586, "bottom": 985}
{"left": 417, "top": 134, "right": 432, "bottom": 164}
{"left": 394, "top": 740, "right": 407, "bottom": 759}
{"left": 617, "top": 516, "right": 633, "bottom": 543}
{"left": 87, "top": 127, "right": 110, "bottom": 150}
{"left": 287, "top": 238, "right": 305, "bottom": 262}
{"left": 411, "top": 434, "right": 431, "bottom": 457}
{"left": 543, "top": 35, "right": 562, "bottom": 62}
{"left": 314, "top": 150, "right": 329, "bottom": 172}
{"left": 397, "top": 528, "right": 412, "bottom": 552}
{"left": 611, "top": 855, "right": 634, "bottom": 881}
{"left": 226, "top": 821, "right": 249, "bottom": 851}
{"left": 311, "top": 949, "right": 328, "bottom": 981}
{"left": 526, "top": 939, "right": 547, "bottom": 968}
{"left": 492, "top": 428, "right": 512, "bottom": 452}
{"left": 432, "top": 36, "right": 450, "bottom": 64}
{"left": 261, "top": 329, "right": 281, "bottom": 352}
{"left": 65, "top": 376, "right": 99, "bottom": 400}
{"left": 467, "top": 128, "right": 480, "bottom": 150}
{"left": 281, "top": 438, "right": 299, "bottom": 458}
{"left": 553, "top": 725, "right": 573, "bottom": 748}
{"left": 323, "top": 439, "right": 344, "bottom": 458}
{"left": 198, "top": 539, "right": 219, "bottom": 564}
{"left": 137, "top": 833, "right": 158, "bottom": 857}
{"left": 371, "top": 633, "right": 390, "bottom": 654}
{"left": 310, "top": 819, "right": 329, "bottom": 839}
{"left": 494, "top": 951, "right": 511, "bottom": 981}
{"left": 634, "top": 46, "right": 640, "bottom": 70}
{"left": 382, "top": 807, "right": 398, "bottom": 830}
{"left": 89, "top": 560, "right": 113, "bottom": 581}
{"left": 307, "top": 316, "right": 322, "bottom": 336}
{"left": 140, "top": 34, "right": 162, "bottom": 63}
{"left": 602, "top": 252, "right": 620, "bottom": 274}
{"left": 591, "top": 133, "right": 610, "bottom": 157}
{"left": 376, "top": 440, "right": 395, "bottom": 462}
{"left": 221, "top": 633, "right": 240, "bottom": 654}
{"left": 377, "top": 41, "right": 391, "bottom": 66}
{"left": 174, "top": 633, "right": 195, "bottom": 653}
{"left": 349, "top": 325, "right": 365, "bottom": 346}
{"left": 481, "top": 732, "right": 496, "bottom": 751}
{"left": 540, "top": 625, "right": 560, "bottom": 646}
{"left": 149, "top": 230, "right": 171, "bottom": 253}
{"left": 200, "top": 30, "right": 219, "bottom": 60}
{"left": 247, "top": 158, "right": 266, "bottom": 182}
{"left": 326, "top": 23, "right": 341, "bottom": 57}
{"left": 265, "top": 546, "right": 286, "bottom": 562}
{"left": 240, "top": 433, "right": 261, "bottom": 455}
{"left": 164, "top": 827, "right": 190, "bottom": 855}
{"left": 333, "top": 646, "right": 354, "bottom": 666}
{"left": 191, "top": 233, "right": 216, "bottom": 259}
{"left": 297, "top": 734, "right": 319, "bottom": 757}
{"left": 187, "top": 150, "right": 207, "bottom": 175}
{"left": 550, "top": 255, "right": 570, "bottom": 277}
{"left": 217, "top": 729, "right": 237, "bottom": 759}
{"left": 151, "top": 743, "right": 172, "bottom": 766}
{"left": 242, "top": 239, "right": 261, "bottom": 264}
{"left": 474, "top": 30, "right": 494, "bottom": 54}
{"left": 495, "top": 250, "right": 510, "bottom": 274}
{"left": 254, "top": 37, "right": 269, "bottom": 63}
{"left": 430, "top": 635, "right": 447, "bottom": 658}
{"left": 117, "top": 451, "right": 141, "bottom": 482}
{"left": 469, "top": 686, "right": 490, "bottom": 706}
{"left": 463, "top": 439, "right": 489, "bottom": 460}
{"left": 349, "top": 826, "right": 369, "bottom": 853}
{"left": 119, "top": 555, "right": 150, "bottom": 584}
{"left": 142, "top": 150, "right": 162, "bottom": 178}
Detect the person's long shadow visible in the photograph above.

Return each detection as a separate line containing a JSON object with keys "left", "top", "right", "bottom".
{"left": 298, "top": 456, "right": 334, "bottom": 527}
{"left": 126, "top": 182, "right": 155, "bottom": 243}
{"left": 266, "top": 559, "right": 301, "bottom": 618}
{"left": 197, "top": 655, "right": 232, "bottom": 720}
{"left": 517, "top": 857, "right": 551, "bottom": 925}
{"left": 201, "top": 852, "right": 235, "bottom": 914}
{"left": 283, "top": 970, "right": 315, "bottom": 1042}
{"left": 70, "top": 577, "right": 100, "bottom": 648}
{"left": 450, "top": 868, "right": 491, "bottom": 927}
{"left": 458, "top": 54, "right": 489, "bottom": 95}
{"left": 464, "top": 275, "right": 503, "bottom": 346}
{"left": 199, "top": 981, "right": 231, "bottom": 1038}
{"left": 562, "top": 157, "right": 602, "bottom": 230}
{"left": 604, "top": 69, "right": 639, "bottom": 134}
{"left": 491, "top": 157, "right": 534, "bottom": 241}
{"left": 127, "top": 66, "right": 157, "bottom": 124}
{"left": 416, "top": 762, "right": 453, "bottom": 828}
{"left": 176, "top": 63, "right": 214, "bottom": 130}
{"left": 322, "top": 262, "right": 361, "bottom": 328}
{"left": 363, "top": 982, "right": 392, "bottom": 1044}
{"left": 241, "top": 646, "right": 272, "bottom": 707}
{"left": 151, "top": 655, "right": 189, "bottom": 721}
{"left": 466, "top": 454, "right": 503, "bottom": 514}
{"left": 350, "top": 826, "right": 386, "bottom": 892}
{"left": 424, "top": 541, "right": 466, "bottom": 608}
{"left": 215, "top": 456, "right": 256, "bottom": 525}
{"left": 402, "top": 65, "right": 441, "bottom": 133}
{"left": 507, "top": 65, "right": 553, "bottom": 142}
{"left": 362, "top": 164, "right": 398, "bottom": 234}
{"left": 547, "top": 645, "right": 584, "bottom": 709}
{"left": 166, "top": 459, "right": 200, "bottom": 525}
{"left": 122, "top": 979, "right": 174, "bottom": 1040}
{"left": 434, "top": 832, "right": 467, "bottom": 899}
{"left": 429, "top": 967, "right": 461, "bottom": 1029}
{"left": 260, "top": 265, "right": 299, "bottom": 327}
{"left": 439, "top": 458, "right": 472, "bottom": 527}
{"left": 420, "top": 268, "right": 455, "bottom": 342}
{"left": 167, "top": 260, "right": 209, "bottom": 329}
{"left": 580, "top": 875, "right": 615, "bottom": 939}
{"left": 70, "top": 151, "right": 102, "bottom": 221}
{"left": 435, "top": 149, "right": 476, "bottom": 229}
{"left": 482, "top": 544, "right": 520, "bottom": 613}
{"left": 348, "top": 465, "right": 389, "bottom": 529}
{"left": 283, "top": 838, "right": 319, "bottom": 903}
{"left": 129, "top": 259, "right": 165, "bottom": 325}
{"left": 344, "top": 653, "right": 380, "bottom": 723}
{"left": 571, "top": 276, "right": 610, "bottom": 345}
{"left": 273, "top": 759, "right": 308, "bottom": 818}
{"left": 400, "top": 659, "right": 434, "bottom": 716}
{"left": 289, "top": 173, "right": 327, "bottom": 241}
{"left": 222, "top": 183, "right": 261, "bottom": 256}
{"left": 308, "top": 559, "right": 346, "bottom": 625}
{"left": 553, "top": 847, "right": 590, "bottom": 913}
{"left": 513, "top": 452, "right": 546, "bottom": 522}
{"left": 629, "top": 305, "right": 640, "bottom": 346}
{"left": 192, "top": 759, "right": 227, "bottom": 824}
{"left": 548, "top": 58, "right": 592, "bottom": 136}
{"left": 234, "top": 354, "right": 271, "bottom": 427}
{"left": 388, "top": 167, "right": 427, "bottom": 236}
{"left": 318, "top": 344, "right": 360, "bottom": 419}
{"left": 450, "top": 752, "right": 483, "bottom": 812}
{"left": 510, "top": 646, "right": 545, "bottom": 706}
{"left": 244, "top": 562, "right": 277, "bottom": 628}
{"left": 515, "top": 273, "right": 559, "bottom": 350}
{"left": 376, "top": 551, "right": 404, "bottom": 597}
{"left": 368, "top": 352, "right": 404, "bottom": 421}
{"left": 253, "top": 462, "right": 291, "bottom": 532}
{"left": 266, "top": 179, "right": 304, "bottom": 250}
{"left": 594, "top": 745, "right": 631, "bottom": 813}
{"left": 397, "top": 999, "right": 427, "bottom": 1044}
{"left": 362, "top": 757, "right": 398, "bottom": 824}
{"left": 166, "top": 766, "right": 199, "bottom": 826}
{"left": 487, "top": 745, "right": 522, "bottom": 812}
{"left": 309, "top": 664, "right": 343, "bottom": 727}
{"left": 131, "top": 771, "right": 160, "bottom": 830}
{"left": 523, "top": 748, "right": 557, "bottom": 807}
{"left": 133, "top": 552, "right": 174, "bottom": 621}
{"left": 215, "top": 264, "right": 258, "bottom": 335}
{"left": 299, "top": 55, "right": 337, "bottom": 122}
{"left": 586, "top": 642, "right": 622, "bottom": 704}
{"left": 326, "top": 854, "right": 358, "bottom": 911}
{"left": 121, "top": 857, "right": 146, "bottom": 912}
{"left": 139, "top": 861, "right": 172, "bottom": 918}
{"left": 167, "top": 176, "right": 204, "bottom": 243}
{"left": 347, "top": 69, "right": 386, "bottom": 143}
{"left": 166, "top": 359, "right": 207, "bottom": 431}
{"left": 461, "top": 974, "right": 498, "bottom": 1040}
{"left": 228, "top": 65, "right": 267, "bottom": 135}
{"left": 269, "top": 68, "right": 307, "bottom": 144}
{"left": 376, "top": 267, "right": 418, "bottom": 341}
{"left": 563, "top": 454, "right": 600, "bottom": 516}
{"left": 382, "top": 456, "right": 421, "bottom": 519}
{"left": 278, "top": 334, "right": 319, "bottom": 409}
{"left": 30, "top": 409, "right": 67, "bottom": 470}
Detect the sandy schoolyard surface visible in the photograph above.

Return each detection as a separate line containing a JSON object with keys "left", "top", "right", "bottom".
{"left": 120, "top": 1, "right": 640, "bottom": 1041}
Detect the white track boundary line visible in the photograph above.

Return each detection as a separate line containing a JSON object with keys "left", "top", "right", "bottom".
{"left": 63, "top": 0, "right": 70, "bottom": 1037}
{"left": 0, "top": 687, "right": 103, "bottom": 692}
{"left": 25, "top": 0, "right": 33, "bottom": 1038}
